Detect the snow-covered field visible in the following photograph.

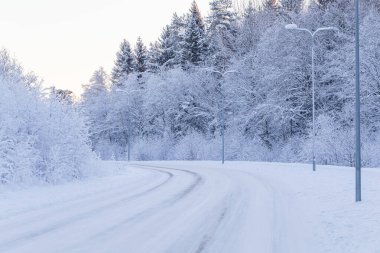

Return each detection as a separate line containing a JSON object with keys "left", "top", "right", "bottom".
{"left": 1, "top": 161, "right": 379, "bottom": 253}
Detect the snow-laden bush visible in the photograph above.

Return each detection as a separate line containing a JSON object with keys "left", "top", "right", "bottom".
{"left": 172, "top": 133, "right": 220, "bottom": 160}
{"left": 132, "top": 136, "right": 175, "bottom": 161}
{"left": 298, "top": 115, "right": 355, "bottom": 166}
{"left": 0, "top": 50, "right": 94, "bottom": 185}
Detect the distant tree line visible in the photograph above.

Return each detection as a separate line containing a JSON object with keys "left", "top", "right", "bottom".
{"left": 81, "top": 0, "right": 380, "bottom": 166}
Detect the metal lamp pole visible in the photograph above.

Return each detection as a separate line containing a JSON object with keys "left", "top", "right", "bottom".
{"left": 206, "top": 69, "right": 237, "bottom": 164}
{"left": 285, "top": 24, "right": 338, "bottom": 172}
{"left": 355, "top": 0, "right": 362, "bottom": 202}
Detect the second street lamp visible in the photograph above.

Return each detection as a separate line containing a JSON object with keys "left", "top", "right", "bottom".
{"left": 285, "top": 24, "right": 338, "bottom": 172}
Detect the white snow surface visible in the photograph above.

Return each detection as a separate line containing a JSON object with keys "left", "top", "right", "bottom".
{"left": 0, "top": 161, "right": 379, "bottom": 253}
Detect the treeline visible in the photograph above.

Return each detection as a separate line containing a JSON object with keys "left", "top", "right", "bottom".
{"left": 81, "top": 0, "right": 380, "bottom": 166}
{"left": 0, "top": 50, "right": 94, "bottom": 185}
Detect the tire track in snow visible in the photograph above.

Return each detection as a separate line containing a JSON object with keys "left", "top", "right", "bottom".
{"left": 233, "top": 168, "right": 279, "bottom": 253}
{"left": 63, "top": 164, "right": 204, "bottom": 250}
{"left": 0, "top": 167, "right": 161, "bottom": 225}
{"left": 0, "top": 167, "right": 174, "bottom": 251}
{"left": 195, "top": 203, "right": 230, "bottom": 253}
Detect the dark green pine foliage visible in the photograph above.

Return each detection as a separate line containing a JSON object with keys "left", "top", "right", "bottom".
{"left": 134, "top": 37, "right": 148, "bottom": 79}
{"left": 181, "top": 1, "right": 207, "bottom": 68}
{"left": 111, "top": 39, "right": 134, "bottom": 86}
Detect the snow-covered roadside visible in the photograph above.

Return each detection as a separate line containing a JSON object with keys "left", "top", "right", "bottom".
{"left": 135, "top": 161, "right": 380, "bottom": 253}
{"left": 0, "top": 161, "right": 129, "bottom": 218}
{"left": 0, "top": 161, "right": 379, "bottom": 253}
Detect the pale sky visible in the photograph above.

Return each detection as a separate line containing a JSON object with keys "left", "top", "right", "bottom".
{"left": 0, "top": 0, "right": 215, "bottom": 94}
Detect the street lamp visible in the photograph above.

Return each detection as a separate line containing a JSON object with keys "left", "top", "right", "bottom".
{"left": 354, "top": 0, "right": 361, "bottom": 202}
{"left": 285, "top": 24, "right": 338, "bottom": 172}
{"left": 206, "top": 69, "right": 237, "bottom": 164}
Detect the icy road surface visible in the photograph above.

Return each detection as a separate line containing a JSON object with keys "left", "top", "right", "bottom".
{"left": 1, "top": 161, "right": 380, "bottom": 253}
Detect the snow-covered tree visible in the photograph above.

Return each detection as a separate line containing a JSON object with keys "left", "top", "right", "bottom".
{"left": 111, "top": 39, "right": 134, "bottom": 86}
{"left": 181, "top": 1, "right": 207, "bottom": 67}
{"left": 207, "top": 0, "right": 238, "bottom": 69}
{"left": 81, "top": 68, "right": 111, "bottom": 157}
{"left": 80, "top": 0, "right": 380, "bottom": 166}
{"left": 134, "top": 37, "right": 148, "bottom": 80}
{"left": 157, "top": 25, "right": 177, "bottom": 68}
{"left": 281, "top": 0, "right": 304, "bottom": 12}
{"left": 147, "top": 42, "right": 162, "bottom": 73}
{"left": 0, "top": 50, "right": 93, "bottom": 184}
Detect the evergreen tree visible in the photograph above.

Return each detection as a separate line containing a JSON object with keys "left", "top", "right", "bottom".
{"left": 147, "top": 42, "right": 162, "bottom": 73}
{"left": 189, "top": 1, "right": 205, "bottom": 31}
{"left": 82, "top": 67, "right": 109, "bottom": 101}
{"left": 208, "top": 0, "right": 237, "bottom": 33}
{"left": 134, "top": 37, "right": 148, "bottom": 79}
{"left": 111, "top": 40, "right": 134, "bottom": 86}
{"left": 263, "top": 0, "right": 281, "bottom": 11}
{"left": 181, "top": 1, "right": 207, "bottom": 67}
{"left": 53, "top": 89, "right": 75, "bottom": 104}
{"left": 207, "top": 0, "right": 238, "bottom": 69}
{"left": 168, "top": 13, "right": 187, "bottom": 66}
{"left": 236, "top": 1, "right": 260, "bottom": 54}
{"left": 158, "top": 25, "right": 177, "bottom": 68}
{"left": 317, "top": 0, "right": 336, "bottom": 8}
{"left": 281, "top": 0, "right": 304, "bottom": 12}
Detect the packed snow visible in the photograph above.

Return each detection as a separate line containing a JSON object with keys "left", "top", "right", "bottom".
{"left": 1, "top": 161, "right": 378, "bottom": 253}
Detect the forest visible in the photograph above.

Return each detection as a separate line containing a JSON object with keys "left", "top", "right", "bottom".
{"left": 82, "top": 0, "right": 380, "bottom": 165}
{"left": 2, "top": 0, "right": 380, "bottom": 184}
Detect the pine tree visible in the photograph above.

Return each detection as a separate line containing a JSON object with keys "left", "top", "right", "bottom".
{"left": 317, "top": 0, "right": 335, "bottom": 8}
{"left": 263, "top": 0, "right": 281, "bottom": 11}
{"left": 208, "top": 0, "right": 237, "bottom": 33}
{"left": 189, "top": 1, "right": 205, "bottom": 31}
{"left": 281, "top": 0, "right": 304, "bottom": 12}
{"left": 207, "top": 0, "right": 238, "bottom": 69}
{"left": 111, "top": 40, "right": 134, "bottom": 86}
{"left": 236, "top": 1, "right": 259, "bottom": 54}
{"left": 134, "top": 37, "right": 148, "bottom": 79}
{"left": 168, "top": 13, "right": 187, "bottom": 66}
{"left": 158, "top": 25, "right": 177, "bottom": 68}
{"left": 82, "top": 67, "right": 108, "bottom": 100}
{"left": 147, "top": 42, "right": 162, "bottom": 73}
{"left": 181, "top": 1, "right": 207, "bottom": 67}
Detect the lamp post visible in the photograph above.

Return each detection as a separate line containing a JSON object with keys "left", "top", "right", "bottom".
{"left": 285, "top": 24, "right": 338, "bottom": 172}
{"left": 354, "top": 0, "right": 361, "bottom": 202}
{"left": 206, "top": 69, "right": 237, "bottom": 164}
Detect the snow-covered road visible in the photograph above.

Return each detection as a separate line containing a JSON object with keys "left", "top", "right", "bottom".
{"left": 1, "top": 161, "right": 379, "bottom": 253}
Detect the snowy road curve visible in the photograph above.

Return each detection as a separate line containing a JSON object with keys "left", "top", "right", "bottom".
{"left": 3, "top": 161, "right": 371, "bottom": 253}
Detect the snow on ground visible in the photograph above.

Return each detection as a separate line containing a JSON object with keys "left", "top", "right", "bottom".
{"left": 0, "top": 161, "right": 379, "bottom": 253}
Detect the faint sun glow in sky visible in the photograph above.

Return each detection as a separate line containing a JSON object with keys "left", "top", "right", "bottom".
{"left": 0, "top": 0, "right": 214, "bottom": 94}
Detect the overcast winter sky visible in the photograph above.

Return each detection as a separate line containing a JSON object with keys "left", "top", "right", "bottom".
{"left": 0, "top": 0, "right": 220, "bottom": 95}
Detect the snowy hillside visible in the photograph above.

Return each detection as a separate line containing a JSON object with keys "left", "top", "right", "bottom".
{"left": 1, "top": 161, "right": 378, "bottom": 253}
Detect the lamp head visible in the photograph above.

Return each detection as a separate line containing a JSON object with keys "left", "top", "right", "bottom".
{"left": 285, "top": 24, "right": 298, "bottom": 30}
